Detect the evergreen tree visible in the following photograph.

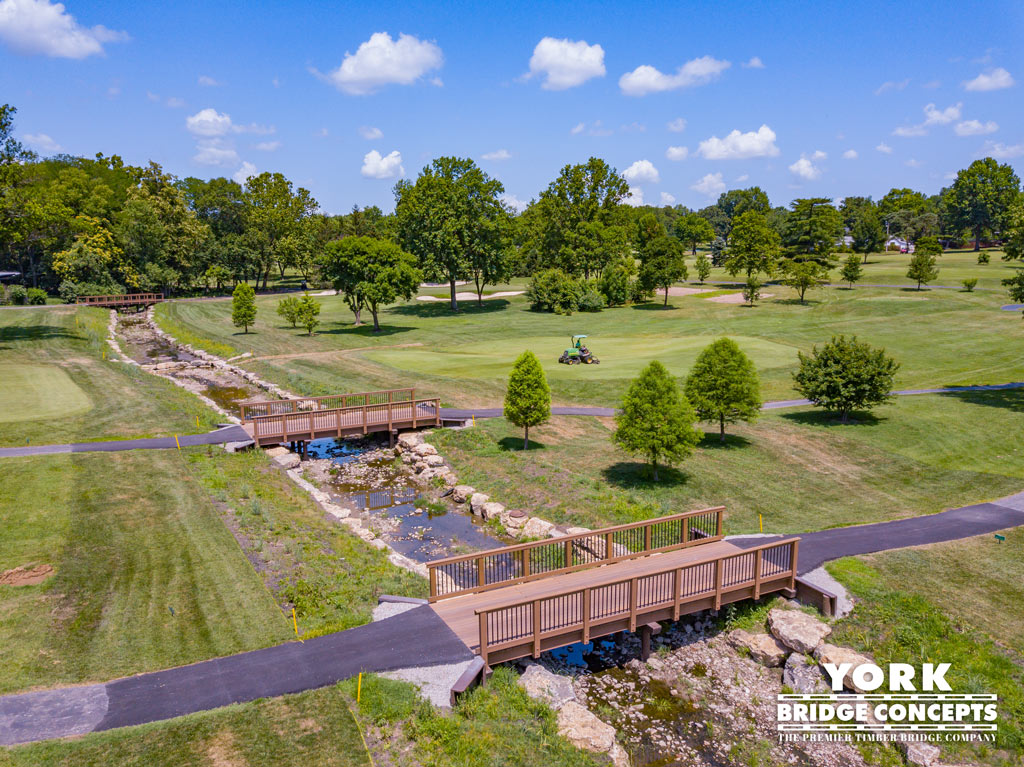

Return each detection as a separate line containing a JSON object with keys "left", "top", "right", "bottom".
{"left": 503, "top": 351, "right": 551, "bottom": 449}
{"left": 695, "top": 252, "right": 712, "bottom": 284}
{"left": 231, "top": 282, "right": 256, "bottom": 333}
{"left": 793, "top": 336, "right": 899, "bottom": 423}
{"left": 684, "top": 339, "right": 762, "bottom": 442}
{"left": 906, "top": 253, "right": 939, "bottom": 290}
{"left": 296, "top": 293, "right": 321, "bottom": 335}
{"left": 840, "top": 254, "right": 863, "bottom": 288}
{"left": 613, "top": 360, "right": 702, "bottom": 480}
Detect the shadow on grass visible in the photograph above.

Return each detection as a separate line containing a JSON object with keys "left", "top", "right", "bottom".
{"left": 602, "top": 461, "right": 689, "bottom": 488}
{"left": 937, "top": 388, "right": 1024, "bottom": 414}
{"left": 314, "top": 324, "right": 416, "bottom": 337}
{"left": 390, "top": 300, "right": 510, "bottom": 318}
{"left": 630, "top": 303, "right": 678, "bottom": 311}
{"left": 0, "top": 325, "right": 84, "bottom": 344}
{"left": 697, "top": 431, "right": 752, "bottom": 449}
{"left": 779, "top": 409, "right": 883, "bottom": 427}
{"left": 497, "top": 436, "right": 549, "bottom": 452}
{"left": 772, "top": 298, "right": 822, "bottom": 306}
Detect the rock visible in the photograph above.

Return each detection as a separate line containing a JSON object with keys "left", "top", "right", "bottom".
{"left": 768, "top": 608, "right": 831, "bottom": 654}
{"left": 413, "top": 442, "right": 438, "bottom": 457}
{"left": 501, "top": 510, "right": 528, "bottom": 532}
{"left": 901, "top": 741, "right": 942, "bottom": 767}
{"left": 480, "top": 502, "right": 504, "bottom": 521}
{"left": 518, "top": 664, "right": 576, "bottom": 710}
{"left": 424, "top": 454, "right": 445, "bottom": 467}
{"left": 783, "top": 652, "right": 830, "bottom": 693}
{"left": 440, "top": 472, "right": 458, "bottom": 487}
{"left": 565, "top": 526, "right": 591, "bottom": 536}
{"left": 469, "top": 493, "right": 490, "bottom": 515}
{"left": 728, "top": 629, "right": 788, "bottom": 667}
{"left": 265, "top": 446, "right": 290, "bottom": 458}
{"left": 397, "top": 432, "right": 422, "bottom": 449}
{"left": 521, "top": 517, "right": 555, "bottom": 539}
{"left": 813, "top": 644, "right": 875, "bottom": 693}
{"left": 272, "top": 452, "right": 301, "bottom": 470}
{"left": 452, "top": 485, "right": 475, "bottom": 504}
{"left": 556, "top": 703, "right": 629, "bottom": 767}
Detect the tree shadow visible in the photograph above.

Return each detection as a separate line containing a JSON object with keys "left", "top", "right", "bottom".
{"left": 779, "top": 409, "right": 883, "bottom": 428}
{"left": 497, "top": 436, "right": 549, "bottom": 452}
{"left": 936, "top": 387, "right": 1024, "bottom": 414}
{"left": 630, "top": 303, "right": 678, "bottom": 311}
{"left": 315, "top": 324, "right": 416, "bottom": 337}
{"left": 0, "top": 325, "right": 83, "bottom": 344}
{"left": 602, "top": 461, "right": 689, "bottom": 488}
{"left": 390, "top": 300, "right": 510, "bottom": 318}
{"left": 772, "top": 298, "right": 823, "bottom": 306}
{"left": 697, "top": 431, "right": 752, "bottom": 449}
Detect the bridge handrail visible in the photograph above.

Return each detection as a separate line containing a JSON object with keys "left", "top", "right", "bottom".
{"left": 239, "top": 388, "right": 416, "bottom": 422}
{"left": 427, "top": 507, "right": 725, "bottom": 601}
{"left": 77, "top": 293, "right": 164, "bottom": 304}
{"left": 248, "top": 397, "right": 441, "bottom": 440}
{"left": 473, "top": 537, "right": 799, "bottom": 663}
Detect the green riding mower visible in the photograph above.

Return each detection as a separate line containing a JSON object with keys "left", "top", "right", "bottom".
{"left": 558, "top": 335, "right": 600, "bottom": 365}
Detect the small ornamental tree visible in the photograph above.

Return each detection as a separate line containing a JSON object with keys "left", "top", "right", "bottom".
{"left": 684, "top": 338, "right": 762, "bottom": 442}
{"left": 792, "top": 335, "right": 899, "bottom": 423}
{"left": 613, "top": 360, "right": 702, "bottom": 480}
{"left": 742, "top": 275, "right": 762, "bottom": 306}
{"left": 231, "top": 282, "right": 257, "bottom": 333}
{"left": 840, "top": 253, "right": 863, "bottom": 288}
{"left": 782, "top": 260, "right": 829, "bottom": 302}
{"left": 503, "top": 350, "right": 551, "bottom": 449}
{"left": 695, "top": 252, "right": 712, "bottom": 284}
{"left": 906, "top": 253, "right": 939, "bottom": 290}
{"left": 296, "top": 293, "right": 321, "bottom": 335}
{"left": 277, "top": 295, "right": 301, "bottom": 327}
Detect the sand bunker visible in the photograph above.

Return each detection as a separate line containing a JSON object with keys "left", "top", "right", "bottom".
{"left": 0, "top": 564, "right": 54, "bottom": 586}
{"left": 417, "top": 291, "right": 525, "bottom": 302}
{"left": 706, "top": 292, "right": 775, "bottom": 304}
{"left": 665, "top": 286, "right": 714, "bottom": 296}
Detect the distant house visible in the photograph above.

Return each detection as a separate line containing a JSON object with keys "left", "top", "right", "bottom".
{"left": 885, "top": 237, "right": 914, "bottom": 253}
{"left": 0, "top": 270, "right": 22, "bottom": 283}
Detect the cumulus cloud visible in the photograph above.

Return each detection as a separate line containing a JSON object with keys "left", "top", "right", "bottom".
{"left": 622, "top": 159, "right": 660, "bottom": 184}
{"left": 923, "top": 102, "right": 961, "bottom": 125}
{"left": 905, "top": 158, "right": 923, "bottom": 167}
{"left": 359, "top": 125, "right": 383, "bottom": 140}
{"left": 253, "top": 140, "right": 281, "bottom": 151}
{"left": 743, "top": 56, "right": 764, "bottom": 69}
{"left": 165, "top": 96, "right": 185, "bottom": 108}
{"left": 620, "top": 55, "right": 730, "bottom": 96}
{"left": 893, "top": 124, "right": 927, "bottom": 137}
{"left": 623, "top": 186, "right": 644, "bottom": 206}
{"left": 317, "top": 32, "right": 443, "bottom": 95}
{"left": 481, "top": 148, "right": 511, "bottom": 161}
{"left": 954, "top": 119, "right": 998, "bottom": 136}
{"left": 667, "top": 117, "right": 687, "bottom": 132}
{"left": 193, "top": 140, "right": 239, "bottom": 167}
{"left": 233, "top": 161, "right": 257, "bottom": 185}
{"left": 23, "top": 132, "right": 60, "bottom": 152}
{"left": 691, "top": 172, "right": 726, "bottom": 197}
{"left": 843, "top": 149, "right": 858, "bottom": 159}
{"left": 981, "top": 141, "right": 1024, "bottom": 159}
{"left": 789, "top": 154, "right": 822, "bottom": 180}
{"left": 501, "top": 193, "right": 528, "bottom": 212}
{"left": 569, "top": 120, "right": 612, "bottom": 137}
{"left": 696, "top": 124, "right": 779, "bottom": 160}
{"left": 198, "top": 75, "right": 221, "bottom": 86}
{"left": 735, "top": 174, "right": 749, "bottom": 183}
{"left": 0, "top": 0, "right": 127, "bottom": 58}
{"left": 665, "top": 145, "right": 688, "bottom": 161}
{"left": 964, "top": 67, "right": 1014, "bottom": 91}
{"left": 186, "top": 108, "right": 233, "bottom": 137}
{"left": 660, "top": 191, "right": 676, "bottom": 205}
{"left": 876, "top": 142, "right": 893, "bottom": 154}
{"left": 361, "top": 149, "right": 403, "bottom": 179}
{"left": 526, "top": 36, "right": 605, "bottom": 90}
{"left": 570, "top": 122, "right": 585, "bottom": 135}
{"left": 875, "top": 78, "right": 910, "bottom": 95}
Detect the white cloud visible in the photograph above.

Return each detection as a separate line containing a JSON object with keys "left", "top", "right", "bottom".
{"left": 660, "top": 191, "right": 676, "bottom": 206}
{"left": 667, "top": 117, "right": 687, "bottom": 132}
{"left": 0, "top": 0, "right": 127, "bottom": 58}
{"left": 501, "top": 193, "right": 527, "bottom": 212}
{"left": 620, "top": 121, "right": 645, "bottom": 133}
{"left": 875, "top": 78, "right": 910, "bottom": 95}
{"left": 735, "top": 174, "right": 749, "bottom": 183}
{"left": 316, "top": 127, "right": 329, "bottom": 138}
{"left": 876, "top": 142, "right": 893, "bottom": 154}
{"left": 146, "top": 91, "right": 160, "bottom": 102}
{"left": 481, "top": 148, "right": 511, "bottom": 161}
{"left": 359, "top": 125, "right": 383, "bottom": 140}
{"left": 198, "top": 75, "right": 221, "bottom": 87}
{"left": 253, "top": 140, "right": 281, "bottom": 151}
{"left": 789, "top": 154, "right": 822, "bottom": 180}
{"left": 696, "top": 124, "right": 779, "bottom": 160}
{"left": 964, "top": 67, "right": 1014, "bottom": 92}
{"left": 429, "top": 76, "right": 443, "bottom": 87}
{"left": 954, "top": 119, "right": 998, "bottom": 136}
{"left": 23, "top": 132, "right": 60, "bottom": 152}
{"left": 317, "top": 32, "right": 443, "bottom": 95}
{"left": 361, "top": 149, "right": 403, "bottom": 179}
{"left": 893, "top": 124, "right": 927, "bottom": 137}
{"left": 843, "top": 149, "right": 858, "bottom": 159}
{"left": 982, "top": 141, "right": 1024, "bottom": 159}
{"left": 233, "top": 161, "right": 257, "bottom": 185}
{"left": 691, "top": 172, "right": 726, "bottom": 197}
{"left": 743, "top": 56, "right": 764, "bottom": 69}
{"left": 570, "top": 122, "right": 585, "bottom": 135}
{"left": 622, "top": 159, "right": 660, "bottom": 184}
{"left": 905, "top": 158, "right": 923, "bottom": 167}
{"left": 922, "top": 79, "right": 941, "bottom": 89}
{"left": 620, "top": 55, "right": 730, "bottom": 96}
{"left": 811, "top": 150, "right": 827, "bottom": 160}
{"left": 526, "top": 37, "right": 605, "bottom": 90}
{"left": 186, "top": 108, "right": 232, "bottom": 137}
{"left": 569, "top": 120, "right": 612, "bottom": 137}
{"left": 923, "top": 102, "right": 962, "bottom": 125}
{"left": 623, "top": 186, "right": 644, "bottom": 206}
{"left": 193, "top": 140, "right": 239, "bottom": 167}
{"left": 165, "top": 96, "right": 185, "bottom": 108}
{"left": 665, "top": 145, "right": 688, "bottom": 161}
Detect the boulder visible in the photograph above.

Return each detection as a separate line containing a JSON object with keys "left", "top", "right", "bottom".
{"left": 768, "top": 608, "right": 831, "bottom": 654}
{"left": 413, "top": 442, "right": 438, "bottom": 457}
{"left": 272, "top": 452, "right": 301, "bottom": 470}
{"left": 452, "top": 485, "right": 475, "bottom": 504}
{"left": 565, "top": 526, "right": 591, "bottom": 536}
{"left": 518, "top": 664, "right": 576, "bottom": 710}
{"left": 480, "top": 502, "right": 504, "bottom": 521}
{"left": 783, "top": 652, "right": 830, "bottom": 694}
{"left": 424, "top": 454, "right": 445, "bottom": 467}
{"left": 901, "top": 742, "right": 942, "bottom": 767}
{"left": 469, "top": 493, "right": 490, "bottom": 515}
{"left": 556, "top": 703, "right": 630, "bottom": 767}
{"left": 501, "top": 510, "right": 528, "bottom": 533}
{"left": 521, "top": 517, "right": 555, "bottom": 539}
{"left": 440, "top": 472, "right": 458, "bottom": 487}
{"left": 729, "top": 629, "right": 788, "bottom": 667}
{"left": 397, "top": 432, "right": 422, "bottom": 450}
{"left": 813, "top": 643, "right": 875, "bottom": 693}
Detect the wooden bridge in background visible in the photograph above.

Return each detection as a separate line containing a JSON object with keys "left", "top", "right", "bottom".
{"left": 77, "top": 293, "right": 164, "bottom": 310}
{"left": 426, "top": 508, "right": 800, "bottom": 666}
{"left": 239, "top": 388, "right": 441, "bottom": 447}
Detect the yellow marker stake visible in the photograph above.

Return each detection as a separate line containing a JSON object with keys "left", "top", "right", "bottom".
{"left": 292, "top": 608, "right": 299, "bottom": 638}
{"left": 196, "top": 415, "right": 200, "bottom": 430}
{"left": 472, "top": 414, "right": 476, "bottom": 426}
{"left": 759, "top": 514, "right": 763, "bottom": 533}
{"left": 357, "top": 672, "right": 362, "bottom": 703}
{"left": 174, "top": 435, "right": 181, "bottom": 450}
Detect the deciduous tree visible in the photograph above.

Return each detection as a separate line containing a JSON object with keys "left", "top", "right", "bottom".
{"left": 694, "top": 252, "right": 712, "bottom": 284}
{"left": 296, "top": 293, "right": 321, "bottom": 335}
{"left": 639, "top": 235, "right": 688, "bottom": 305}
{"left": 793, "top": 336, "right": 899, "bottom": 423}
{"left": 782, "top": 260, "right": 829, "bottom": 302}
{"left": 503, "top": 350, "right": 551, "bottom": 449}
{"left": 840, "top": 254, "right": 863, "bottom": 288}
{"left": 725, "top": 211, "right": 779, "bottom": 279}
{"left": 944, "top": 158, "right": 1021, "bottom": 250}
{"left": 276, "top": 295, "right": 301, "bottom": 327}
{"left": 231, "top": 281, "right": 256, "bottom": 333}
{"left": 906, "top": 252, "right": 939, "bottom": 290}
{"left": 684, "top": 338, "right": 761, "bottom": 442}
{"left": 674, "top": 212, "right": 715, "bottom": 255}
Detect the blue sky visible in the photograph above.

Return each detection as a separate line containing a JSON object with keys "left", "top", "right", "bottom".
{"left": 2, "top": 0, "right": 1022, "bottom": 214}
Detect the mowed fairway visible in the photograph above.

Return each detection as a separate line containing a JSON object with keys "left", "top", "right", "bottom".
{"left": 0, "top": 364, "right": 92, "bottom": 423}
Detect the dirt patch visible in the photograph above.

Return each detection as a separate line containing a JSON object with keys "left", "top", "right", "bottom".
{"left": 706, "top": 291, "right": 774, "bottom": 304}
{"left": 0, "top": 564, "right": 54, "bottom": 586}
{"left": 298, "top": 717, "right": 322, "bottom": 734}
{"left": 206, "top": 731, "right": 243, "bottom": 767}
{"left": 665, "top": 286, "right": 714, "bottom": 296}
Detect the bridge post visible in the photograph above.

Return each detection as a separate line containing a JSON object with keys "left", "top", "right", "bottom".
{"left": 640, "top": 624, "right": 652, "bottom": 661}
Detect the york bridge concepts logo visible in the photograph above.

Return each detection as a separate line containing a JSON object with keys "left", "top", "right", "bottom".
{"left": 777, "top": 662, "right": 998, "bottom": 743}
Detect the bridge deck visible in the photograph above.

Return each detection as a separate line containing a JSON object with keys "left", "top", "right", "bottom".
{"left": 77, "top": 293, "right": 164, "bottom": 308}
{"left": 240, "top": 399, "right": 441, "bottom": 446}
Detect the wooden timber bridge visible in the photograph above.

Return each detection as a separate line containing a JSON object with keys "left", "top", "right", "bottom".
{"left": 77, "top": 293, "right": 164, "bottom": 310}
{"left": 425, "top": 507, "right": 802, "bottom": 667}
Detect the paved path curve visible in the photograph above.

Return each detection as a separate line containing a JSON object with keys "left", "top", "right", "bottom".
{"left": 0, "top": 604, "right": 471, "bottom": 746}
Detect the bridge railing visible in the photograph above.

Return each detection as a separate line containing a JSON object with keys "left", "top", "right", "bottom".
{"left": 240, "top": 388, "right": 415, "bottom": 422}
{"left": 474, "top": 537, "right": 798, "bottom": 664}
{"left": 427, "top": 507, "right": 725, "bottom": 602}
{"left": 77, "top": 293, "right": 164, "bottom": 305}
{"left": 248, "top": 397, "right": 440, "bottom": 444}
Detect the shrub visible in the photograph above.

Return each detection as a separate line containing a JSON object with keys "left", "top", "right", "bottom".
{"left": 961, "top": 278, "right": 978, "bottom": 292}
{"left": 629, "top": 279, "right": 654, "bottom": 304}
{"left": 26, "top": 287, "right": 47, "bottom": 305}
{"left": 914, "top": 236, "right": 943, "bottom": 256}
{"left": 526, "top": 268, "right": 582, "bottom": 314}
{"left": 8, "top": 284, "right": 27, "bottom": 305}
{"left": 59, "top": 280, "right": 79, "bottom": 304}
{"left": 598, "top": 262, "right": 632, "bottom": 306}
{"left": 793, "top": 335, "right": 899, "bottom": 423}
{"left": 578, "top": 288, "right": 605, "bottom": 312}
{"left": 741, "top": 276, "right": 762, "bottom": 306}
{"left": 978, "top": 252, "right": 990, "bottom": 264}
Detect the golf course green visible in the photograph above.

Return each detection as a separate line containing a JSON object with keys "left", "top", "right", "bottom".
{"left": 0, "top": 363, "right": 93, "bottom": 423}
